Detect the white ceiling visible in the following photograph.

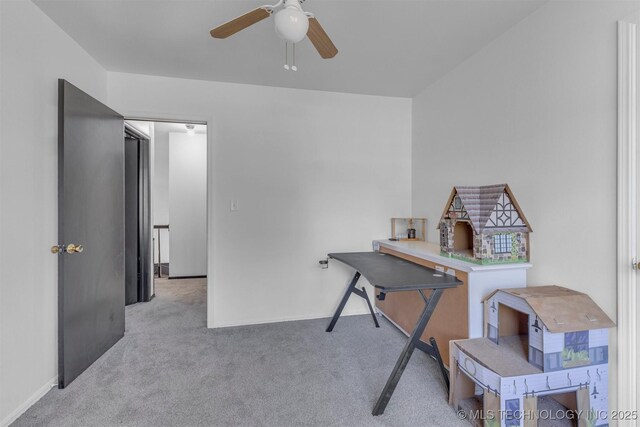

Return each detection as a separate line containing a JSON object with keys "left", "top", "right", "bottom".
{"left": 33, "top": 0, "right": 545, "bottom": 97}
{"left": 126, "top": 120, "right": 207, "bottom": 137}
{"left": 154, "top": 121, "right": 207, "bottom": 135}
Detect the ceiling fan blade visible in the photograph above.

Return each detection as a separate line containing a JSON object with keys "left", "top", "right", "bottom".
{"left": 210, "top": 8, "right": 271, "bottom": 39}
{"left": 307, "top": 17, "right": 338, "bottom": 59}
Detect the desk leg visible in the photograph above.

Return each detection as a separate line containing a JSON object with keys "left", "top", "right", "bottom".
{"left": 429, "top": 337, "right": 450, "bottom": 394}
{"left": 326, "top": 272, "right": 361, "bottom": 332}
{"left": 360, "top": 287, "right": 380, "bottom": 328}
{"left": 372, "top": 288, "right": 443, "bottom": 416}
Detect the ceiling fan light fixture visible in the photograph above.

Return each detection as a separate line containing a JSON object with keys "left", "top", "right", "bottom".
{"left": 274, "top": 6, "right": 308, "bottom": 44}
{"left": 209, "top": 0, "right": 338, "bottom": 59}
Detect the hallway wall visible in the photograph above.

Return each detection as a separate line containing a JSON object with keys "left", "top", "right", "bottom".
{"left": 169, "top": 132, "right": 207, "bottom": 277}
{"left": 152, "top": 124, "right": 171, "bottom": 264}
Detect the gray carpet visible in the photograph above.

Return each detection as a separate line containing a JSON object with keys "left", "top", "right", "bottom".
{"left": 13, "top": 278, "right": 466, "bottom": 427}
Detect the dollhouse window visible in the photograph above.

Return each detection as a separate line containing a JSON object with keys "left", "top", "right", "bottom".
{"left": 565, "top": 331, "right": 589, "bottom": 353}
{"left": 493, "top": 234, "right": 512, "bottom": 253}
{"left": 453, "top": 196, "right": 462, "bottom": 210}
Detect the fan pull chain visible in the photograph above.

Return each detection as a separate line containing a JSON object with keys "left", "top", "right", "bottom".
{"left": 284, "top": 43, "right": 290, "bottom": 70}
{"left": 291, "top": 44, "right": 297, "bottom": 71}
{"left": 283, "top": 43, "right": 298, "bottom": 72}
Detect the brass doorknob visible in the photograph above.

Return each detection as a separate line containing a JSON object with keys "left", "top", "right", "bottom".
{"left": 66, "top": 244, "right": 84, "bottom": 253}
{"left": 51, "top": 243, "right": 84, "bottom": 254}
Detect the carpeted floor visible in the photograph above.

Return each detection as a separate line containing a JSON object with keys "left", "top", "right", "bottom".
{"left": 13, "top": 278, "right": 466, "bottom": 427}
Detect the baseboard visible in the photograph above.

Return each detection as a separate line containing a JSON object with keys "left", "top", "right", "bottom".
{"left": 212, "top": 308, "right": 375, "bottom": 329}
{"left": 168, "top": 275, "right": 206, "bottom": 280}
{"left": 378, "top": 310, "right": 409, "bottom": 336}
{"left": 1, "top": 375, "right": 57, "bottom": 427}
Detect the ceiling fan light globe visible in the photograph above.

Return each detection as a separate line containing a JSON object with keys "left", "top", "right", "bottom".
{"left": 274, "top": 7, "right": 308, "bottom": 44}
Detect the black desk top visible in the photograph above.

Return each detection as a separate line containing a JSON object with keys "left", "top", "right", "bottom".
{"left": 328, "top": 252, "right": 462, "bottom": 292}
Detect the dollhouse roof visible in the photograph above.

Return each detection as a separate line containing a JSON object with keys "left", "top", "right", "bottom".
{"left": 483, "top": 286, "right": 615, "bottom": 333}
{"left": 439, "top": 184, "right": 532, "bottom": 234}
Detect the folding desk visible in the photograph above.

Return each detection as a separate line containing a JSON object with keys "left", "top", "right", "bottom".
{"left": 326, "top": 251, "right": 462, "bottom": 415}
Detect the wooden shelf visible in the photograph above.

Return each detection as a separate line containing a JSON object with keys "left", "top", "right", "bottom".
{"left": 373, "top": 239, "right": 531, "bottom": 365}
{"left": 391, "top": 217, "right": 426, "bottom": 241}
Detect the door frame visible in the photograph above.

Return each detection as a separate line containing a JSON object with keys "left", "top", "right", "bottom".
{"left": 124, "top": 116, "right": 211, "bottom": 323}
{"left": 125, "top": 124, "right": 152, "bottom": 303}
{"left": 617, "top": 19, "right": 637, "bottom": 413}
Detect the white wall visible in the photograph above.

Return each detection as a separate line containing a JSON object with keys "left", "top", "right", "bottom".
{"left": 0, "top": 0, "right": 108, "bottom": 425}
{"left": 153, "top": 124, "right": 170, "bottom": 264}
{"left": 169, "top": 132, "right": 207, "bottom": 277}
{"left": 411, "top": 0, "right": 640, "bottom": 412}
{"left": 107, "top": 73, "right": 412, "bottom": 327}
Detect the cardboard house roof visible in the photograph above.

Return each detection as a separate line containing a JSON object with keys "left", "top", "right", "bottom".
{"left": 439, "top": 184, "right": 532, "bottom": 234}
{"left": 483, "top": 285, "right": 615, "bottom": 333}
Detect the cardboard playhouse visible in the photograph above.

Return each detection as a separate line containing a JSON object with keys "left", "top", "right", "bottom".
{"left": 450, "top": 286, "right": 615, "bottom": 427}
{"left": 439, "top": 184, "right": 532, "bottom": 265}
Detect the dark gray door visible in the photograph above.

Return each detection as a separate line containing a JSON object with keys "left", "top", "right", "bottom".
{"left": 57, "top": 80, "right": 125, "bottom": 388}
{"left": 138, "top": 136, "right": 151, "bottom": 301}
{"left": 124, "top": 135, "right": 139, "bottom": 305}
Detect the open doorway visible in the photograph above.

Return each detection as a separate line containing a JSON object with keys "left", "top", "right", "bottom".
{"left": 453, "top": 221, "right": 474, "bottom": 257}
{"left": 496, "top": 304, "right": 529, "bottom": 356}
{"left": 125, "top": 119, "right": 208, "bottom": 312}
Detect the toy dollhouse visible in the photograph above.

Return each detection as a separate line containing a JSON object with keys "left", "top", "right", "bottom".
{"left": 450, "top": 286, "right": 615, "bottom": 427}
{"left": 438, "top": 184, "right": 531, "bottom": 264}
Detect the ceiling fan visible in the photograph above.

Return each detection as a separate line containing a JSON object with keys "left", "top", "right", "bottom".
{"left": 209, "top": 0, "right": 338, "bottom": 59}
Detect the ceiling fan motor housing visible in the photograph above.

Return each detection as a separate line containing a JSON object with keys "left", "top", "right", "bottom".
{"left": 274, "top": 0, "right": 309, "bottom": 44}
